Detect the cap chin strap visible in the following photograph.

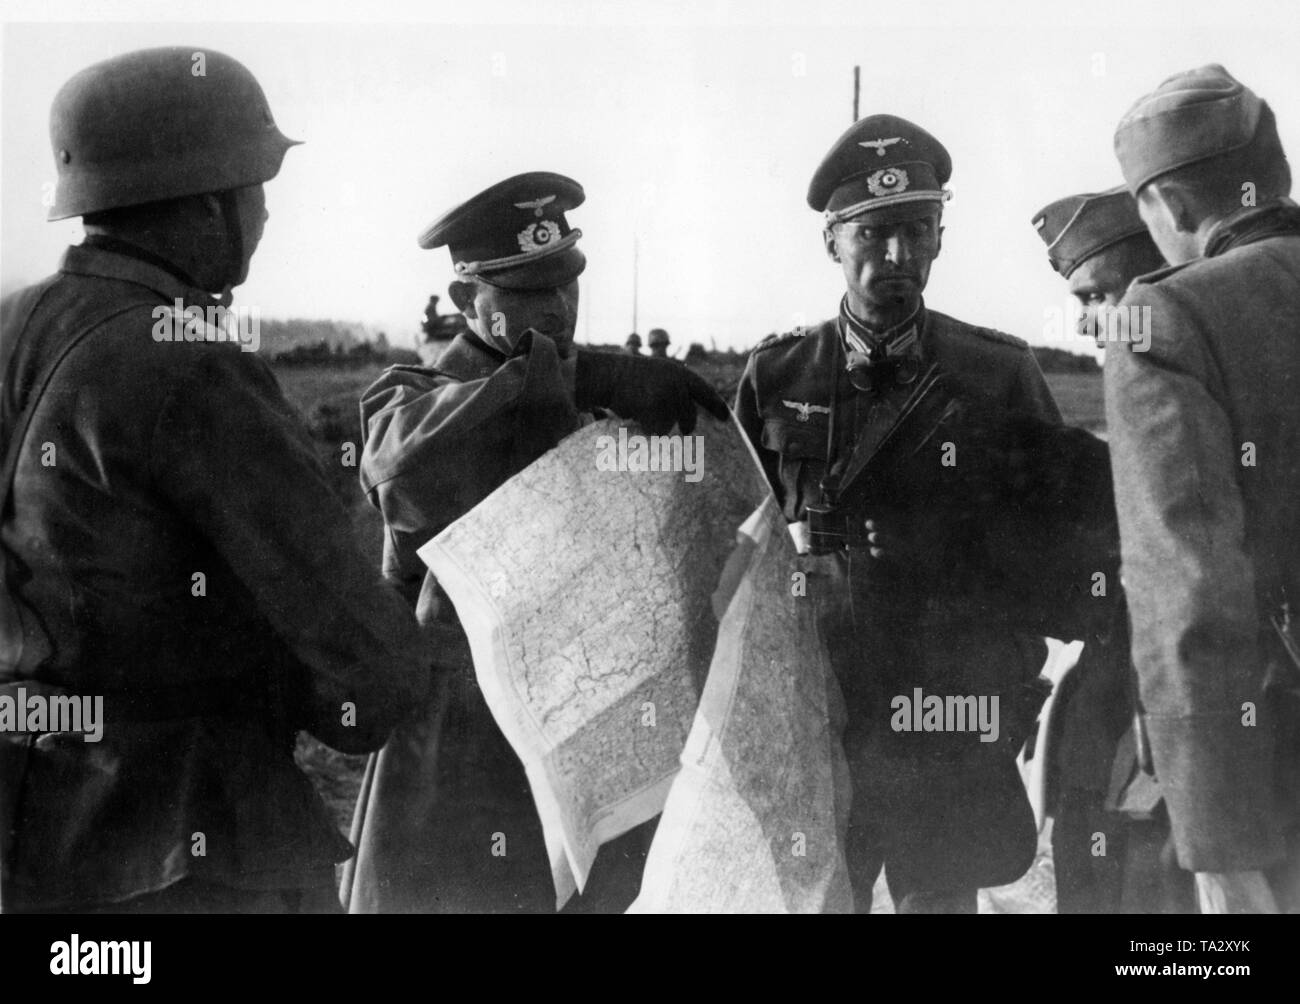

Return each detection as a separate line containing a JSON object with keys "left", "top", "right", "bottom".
{"left": 212, "top": 189, "right": 245, "bottom": 309}
{"left": 454, "top": 229, "right": 582, "bottom": 279}
{"left": 824, "top": 189, "right": 951, "bottom": 226}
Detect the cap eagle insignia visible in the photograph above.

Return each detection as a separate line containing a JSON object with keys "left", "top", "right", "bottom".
{"left": 514, "top": 195, "right": 557, "bottom": 218}
{"left": 858, "top": 137, "right": 903, "bottom": 157}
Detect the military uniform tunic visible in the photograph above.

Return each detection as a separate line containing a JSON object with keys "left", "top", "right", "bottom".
{"left": 1106, "top": 201, "right": 1300, "bottom": 888}
{"left": 0, "top": 243, "right": 430, "bottom": 911}
{"left": 736, "top": 303, "right": 1061, "bottom": 901}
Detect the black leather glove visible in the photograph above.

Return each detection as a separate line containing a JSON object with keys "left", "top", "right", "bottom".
{"left": 573, "top": 350, "right": 730, "bottom": 434}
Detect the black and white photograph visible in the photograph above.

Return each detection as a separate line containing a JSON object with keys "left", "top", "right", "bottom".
{"left": 0, "top": 0, "right": 1296, "bottom": 980}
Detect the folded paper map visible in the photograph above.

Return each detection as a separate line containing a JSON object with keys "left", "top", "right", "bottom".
{"left": 630, "top": 498, "right": 854, "bottom": 913}
{"left": 418, "top": 416, "right": 770, "bottom": 906}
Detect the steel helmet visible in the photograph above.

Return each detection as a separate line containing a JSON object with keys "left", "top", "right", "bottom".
{"left": 647, "top": 327, "right": 670, "bottom": 347}
{"left": 47, "top": 46, "right": 300, "bottom": 221}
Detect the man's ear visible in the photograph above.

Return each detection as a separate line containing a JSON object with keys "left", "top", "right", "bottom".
{"left": 935, "top": 223, "right": 944, "bottom": 260}
{"left": 198, "top": 193, "right": 224, "bottom": 222}
{"left": 823, "top": 226, "right": 841, "bottom": 263}
{"left": 448, "top": 280, "right": 478, "bottom": 319}
{"left": 1154, "top": 181, "right": 1200, "bottom": 235}
{"left": 1170, "top": 186, "right": 1202, "bottom": 236}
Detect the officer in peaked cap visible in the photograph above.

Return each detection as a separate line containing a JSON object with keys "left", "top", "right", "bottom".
{"left": 347, "top": 171, "right": 726, "bottom": 914}
{"left": 1104, "top": 64, "right": 1300, "bottom": 914}
{"left": 1030, "top": 188, "right": 1197, "bottom": 914}
{"left": 0, "top": 47, "right": 431, "bottom": 914}
{"left": 736, "top": 113, "right": 1070, "bottom": 913}
{"left": 418, "top": 172, "right": 588, "bottom": 292}
{"left": 809, "top": 113, "right": 953, "bottom": 224}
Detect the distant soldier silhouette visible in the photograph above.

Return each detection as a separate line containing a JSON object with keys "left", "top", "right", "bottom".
{"left": 420, "top": 294, "right": 445, "bottom": 340}
{"left": 417, "top": 294, "right": 466, "bottom": 366}
{"left": 624, "top": 332, "right": 642, "bottom": 355}
{"left": 647, "top": 328, "right": 670, "bottom": 357}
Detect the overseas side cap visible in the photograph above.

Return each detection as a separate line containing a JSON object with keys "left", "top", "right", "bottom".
{"left": 1114, "top": 64, "right": 1264, "bottom": 195}
{"left": 1031, "top": 186, "right": 1151, "bottom": 278}
{"left": 809, "top": 114, "right": 952, "bottom": 223}
{"left": 417, "top": 171, "right": 586, "bottom": 290}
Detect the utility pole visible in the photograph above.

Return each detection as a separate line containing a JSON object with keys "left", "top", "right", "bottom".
{"left": 583, "top": 281, "right": 591, "bottom": 344}
{"left": 631, "top": 235, "right": 639, "bottom": 336}
{"left": 853, "top": 65, "right": 860, "bottom": 122}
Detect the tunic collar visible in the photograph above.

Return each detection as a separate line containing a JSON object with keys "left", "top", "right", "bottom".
{"left": 1204, "top": 197, "right": 1300, "bottom": 258}
{"left": 59, "top": 242, "right": 218, "bottom": 310}
{"left": 838, "top": 296, "right": 925, "bottom": 362}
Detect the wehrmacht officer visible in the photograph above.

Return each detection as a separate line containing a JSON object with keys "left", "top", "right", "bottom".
{"left": 1107, "top": 65, "right": 1300, "bottom": 913}
{"left": 647, "top": 327, "right": 671, "bottom": 357}
{"left": 1031, "top": 188, "right": 1196, "bottom": 913}
{"left": 344, "top": 172, "right": 727, "bottom": 913}
{"left": 736, "top": 114, "right": 1065, "bottom": 913}
{"left": 0, "top": 48, "right": 430, "bottom": 913}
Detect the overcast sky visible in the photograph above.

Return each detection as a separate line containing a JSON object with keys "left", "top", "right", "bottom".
{"left": 3, "top": 0, "right": 1299, "bottom": 354}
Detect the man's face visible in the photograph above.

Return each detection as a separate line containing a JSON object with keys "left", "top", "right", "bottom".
{"left": 230, "top": 183, "right": 268, "bottom": 287}
{"left": 824, "top": 205, "right": 943, "bottom": 318}
{"left": 1137, "top": 184, "right": 1199, "bottom": 265}
{"left": 1067, "top": 248, "right": 1134, "bottom": 340}
{"left": 461, "top": 279, "right": 580, "bottom": 357}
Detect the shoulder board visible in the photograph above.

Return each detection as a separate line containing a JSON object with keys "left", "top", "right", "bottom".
{"left": 753, "top": 327, "right": 808, "bottom": 353}
{"left": 966, "top": 326, "right": 1029, "bottom": 350}
{"left": 1131, "top": 260, "right": 1193, "bottom": 286}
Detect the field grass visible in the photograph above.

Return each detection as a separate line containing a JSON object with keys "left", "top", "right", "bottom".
{"left": 276, "top": 363, "right": 387, "bottom": 836}
{"left": 1044, "top": 371, "right": 1106, "bottom": 434}
{"left": 276, "top": 359, "right": 1108, "bottom": 839}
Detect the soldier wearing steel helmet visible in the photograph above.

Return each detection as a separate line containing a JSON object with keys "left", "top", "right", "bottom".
{"left": 0, "top": 47, "right": 430, "bottom": 913}
{"left": 647, "top": 328, "right": 670, "bottom": 358}
{"left": 624, "top": 332, "right": 643, "bottom": 355}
